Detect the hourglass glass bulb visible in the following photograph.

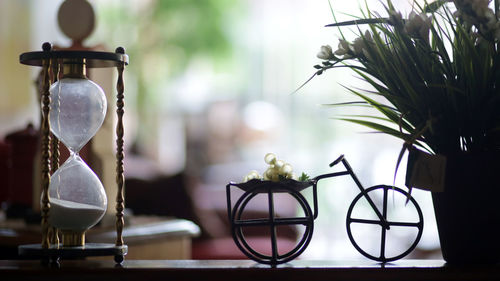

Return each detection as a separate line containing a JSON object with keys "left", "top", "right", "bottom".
{"left": 47, "top": 59, "right": 108, "bottom": 246}
{"left": 48, "top": 155, "right": 107, "bottom": 232}
{"left": 49, "top": 59, "right": 107, "bottom": 153}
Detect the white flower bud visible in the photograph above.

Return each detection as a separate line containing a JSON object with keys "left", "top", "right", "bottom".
{"left": 316, "top": 45, "right": 334, "bottom": 60}
{"left": 364, "top": 30, "right": 373, "bottom": 41}
{"left": 286, "top": 173, "right": 298, "bottom": 180}
{"left": 274, "top": 160, "right": 285, "bottom": 169}
{"left": 249, "top": 170, "right": 261, "bottom": 179}
{"left": 265, "top": 167, "right": 276, "bottom": 180}
{"left": 270, "top": 173, "right": 280, "bottom": 182}
{"left": 351, "top": 37, "right": 365, "bottom": 56}
{"left": 243, "top": 170, "right": 261, "bottom": 182}
{"left": 348, "top": 31, "right": 375, "bottom": 58}
{"left": 280, "top": 163, "right": 293, "bottom": 175}
{"left": 334, "top": 39, "right": 351, "bottom": 57}
{"left": 264, "top": 153, "right": 277, "bottom": 165}
{"left": 389, "top": 10, "right": 403, "bottom": 26}
{"left": 469, "top": 0, "right": 489, "bottom": 17}
{"left": 405, "top": 11, "right": 432, "bottom": 42}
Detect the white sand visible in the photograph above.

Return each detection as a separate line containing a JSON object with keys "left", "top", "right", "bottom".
{"left": 48, "top": 198, "right": 105, "bottom": 231}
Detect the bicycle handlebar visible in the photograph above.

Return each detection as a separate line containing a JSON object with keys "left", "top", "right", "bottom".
{"left": 329, "top": 154, "right": 345, "bottom": 167}
{"left": 313, "top": 155, "right": 350, "bottom": 182}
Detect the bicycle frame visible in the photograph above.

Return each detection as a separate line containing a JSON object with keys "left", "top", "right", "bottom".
{"left": 313, "top": 155, "right": 390, "bottom": 230}
{"left": 225, "top": 154, "right": 422, "bottom": 265}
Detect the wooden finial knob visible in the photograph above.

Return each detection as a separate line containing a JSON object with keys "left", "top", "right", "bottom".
{"left": 57, "top": 0, "right": 95, "bottom": 42}
{"left": 115, "top": 47, "right": 125, "bottom": 54}
{"left": 42, "top": 42, "right": 52, "bottom": 52}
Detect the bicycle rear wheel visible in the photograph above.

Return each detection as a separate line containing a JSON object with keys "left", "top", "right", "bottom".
{"left": 231, "top": 185, "right": 314, "bottom": 265}
{"left": 346, "top": 185, "right": 423, "bottom": 262}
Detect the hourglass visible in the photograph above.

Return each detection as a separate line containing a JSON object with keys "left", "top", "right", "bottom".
{"left": 47, "top": 57, "right": 108, "bottom": 246}
{"left": 18, "top": 43, "right": 129, "bottom": 263}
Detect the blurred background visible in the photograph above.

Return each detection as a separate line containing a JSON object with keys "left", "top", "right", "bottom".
{"left": 0, "top": 0, "right": 440, "bottom": 260}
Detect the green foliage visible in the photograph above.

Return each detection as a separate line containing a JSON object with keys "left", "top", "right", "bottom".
{"left": 94, "top": 0, "right": 239, "bottom": 146}
{"left": 308, "top": 0, "right": 500, "bottom": 156}
{"left": 299, "top": 172, "right": 310, "bottom": 182}
{"left": 151, "top": 0, "right": 234, "bottom": 62}
{"left": 98, "top": 0, "right": 235, "bottom": 75}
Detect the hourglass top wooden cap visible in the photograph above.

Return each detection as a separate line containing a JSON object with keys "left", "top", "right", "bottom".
{"left": 20, "top": 43, "right": 129, "bottom": 68}
{"left": 57, "top": 0, "right": 95, "bottom": 43}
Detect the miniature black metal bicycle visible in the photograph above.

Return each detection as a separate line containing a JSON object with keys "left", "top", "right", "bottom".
{"left": 226, "top": 155, "right": 424, "bottom": 265}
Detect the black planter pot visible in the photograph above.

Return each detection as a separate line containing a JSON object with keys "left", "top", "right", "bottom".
{"left": 432, "top": 151, "right": 500, "bottom": 264}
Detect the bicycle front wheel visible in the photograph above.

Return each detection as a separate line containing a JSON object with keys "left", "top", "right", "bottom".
{"left": 346, "top": 185, "right": 424, "bottom": 262}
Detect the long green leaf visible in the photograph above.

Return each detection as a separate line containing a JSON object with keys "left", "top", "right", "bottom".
{"left": 423, "top": 0, "right": 448, "bottom": 13}
{"left": 325, "top": 18, "right": 389, "bottom": 27}
{"left": 338, "top": 118, "right": 411, "bottom": 140}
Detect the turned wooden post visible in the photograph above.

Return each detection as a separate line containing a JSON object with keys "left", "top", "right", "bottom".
{"left": 115, "top": 47, "right": 125, "bottom": 247}
{"left": 40, "top": 43, "right": 52, "bottom": 249}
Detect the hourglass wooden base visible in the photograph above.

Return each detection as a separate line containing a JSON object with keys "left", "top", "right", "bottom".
{"left": 18, "top": 243, "right": 128, "bottom": 264}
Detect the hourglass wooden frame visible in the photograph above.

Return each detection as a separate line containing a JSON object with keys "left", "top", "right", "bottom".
{"left": 18, "top": 42, "right": 129, "bottom": 263}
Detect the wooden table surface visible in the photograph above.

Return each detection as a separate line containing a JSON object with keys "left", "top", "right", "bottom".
{"left": 0, "top": 216, "right": 200, "bottom": 260}
{"left": 0, "top": 216, "right": 200, "bottom": 245}
{"left": 1, "top": 259, "right": 499, "bottom": 281}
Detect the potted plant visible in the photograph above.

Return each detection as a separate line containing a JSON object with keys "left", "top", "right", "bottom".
{"left": 301, "top": 0, "right": 500, "bottom": 264}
